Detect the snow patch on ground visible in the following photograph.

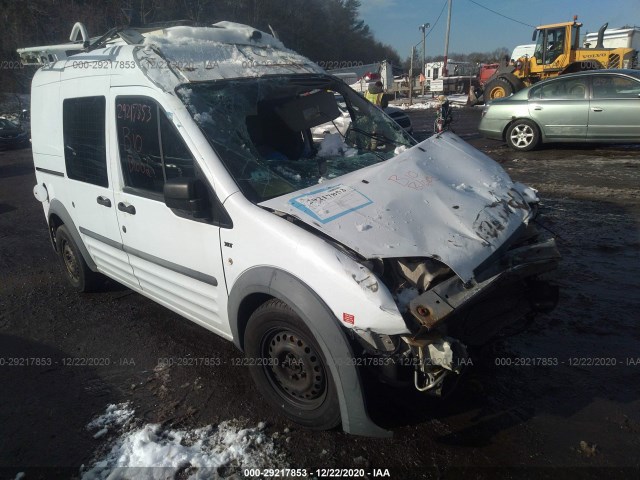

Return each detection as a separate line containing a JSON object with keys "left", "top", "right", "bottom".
{"left": 86, "top": 403, "right": 135, "bottom": 439}
{"left": 82, "top": 404, "right": 285, "bottom": 480}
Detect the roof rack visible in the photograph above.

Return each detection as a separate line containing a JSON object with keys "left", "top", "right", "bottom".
{"left": 17, "top": 20, "right": 194, "bottom": 66}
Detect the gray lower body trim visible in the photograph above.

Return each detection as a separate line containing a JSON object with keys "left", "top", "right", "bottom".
{"left": 79, "top": 226, "right": 218, "bottom": 287}
{"left": 36, "top": 167, "right": 64, "bottom": 177}
{"left": 124, "top": 244, "right": 218, "bottom": 287}
{"left": 79, "top": 226, "right": 123, "bottom": 250}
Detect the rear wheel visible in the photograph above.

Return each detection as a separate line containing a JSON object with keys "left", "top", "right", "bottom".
{"left": 484, "top": 77, "right": 514, "bottom": 100}
{"left": 55, "top": 225, "right": 103, "bottom": 292}
{"left": 506, "top": 119, "right": 540, "bottom": 151}
{"left": 244, "top": 299, "right": 341, "bottom": 430}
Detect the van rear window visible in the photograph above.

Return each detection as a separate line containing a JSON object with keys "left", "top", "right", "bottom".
{"left": 62, "top": 96, "right": 108, "bottom": 187}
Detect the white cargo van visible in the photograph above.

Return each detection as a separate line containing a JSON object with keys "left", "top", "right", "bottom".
{"left": 20, "top": 21, "right": 559, "bottom": 437}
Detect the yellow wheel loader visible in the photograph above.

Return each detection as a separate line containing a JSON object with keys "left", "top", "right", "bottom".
{"left": 471, "top": 16, "right": 638, "bottom": 104}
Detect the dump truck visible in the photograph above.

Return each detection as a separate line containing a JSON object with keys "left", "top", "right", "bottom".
{"left": 471, "top": 16, "right": 638, "bottom": 104}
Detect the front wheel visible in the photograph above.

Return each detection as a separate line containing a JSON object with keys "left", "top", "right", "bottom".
{"left": 484, "top": 77, "right": 514, "bottom": 100}
{"left": 506, "top": 119, "right": 540, "bottom": 151}
{"left": 244, "top": 299, "right": 341, "bottom": 430}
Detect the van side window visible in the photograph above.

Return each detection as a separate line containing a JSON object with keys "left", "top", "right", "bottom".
{"left": 63, "top": 96, "right": 108, "bottom": 187}
{"left": 160, "top": 112, "right": 196, "bottom": 180}
{"left": 116, "top": 96, "right": 195, "bottom": 195}
{"left": 116, "top": 97, "right": 164, "bottom": 193}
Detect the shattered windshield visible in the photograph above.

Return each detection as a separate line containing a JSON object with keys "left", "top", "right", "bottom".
{"left": 176, "top": 75, "right": 415, "bottom": 202}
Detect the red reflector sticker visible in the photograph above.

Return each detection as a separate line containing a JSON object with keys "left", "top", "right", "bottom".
{"left": 342, "top": 313, "right": 355, "bottom": 325}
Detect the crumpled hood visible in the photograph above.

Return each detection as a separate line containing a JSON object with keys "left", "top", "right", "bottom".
{"left": 260, "top": 132, "right": 536, "bottom": 283}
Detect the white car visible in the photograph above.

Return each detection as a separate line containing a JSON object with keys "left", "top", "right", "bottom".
{"left": 21, "top": 20, "right": 559, "bottom": 436}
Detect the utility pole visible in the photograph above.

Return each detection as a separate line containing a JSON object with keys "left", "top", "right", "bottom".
{"left": 443, "top": 0, "right": 452, "bottom": 77}
{"left": 419, "top": 23, "right": 430, "bottom": 96}
{"left": 409, "top": 45, "right": 414, "bottom": 105}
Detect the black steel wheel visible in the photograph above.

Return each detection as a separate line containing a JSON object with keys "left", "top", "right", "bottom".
{"left": 244, "top": 299, "right": 341, "bottom": 429}
{"left": 55, "top": 225, "right": 103, "bottom": 292}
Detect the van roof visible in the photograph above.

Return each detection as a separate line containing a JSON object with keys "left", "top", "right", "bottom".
{"left": 18, "top": 21, "right": 323, "bottom": 90}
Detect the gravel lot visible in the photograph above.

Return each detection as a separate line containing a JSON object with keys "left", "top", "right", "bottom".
{"left": 1, "top": 106, "right": 639, "bottom": 479}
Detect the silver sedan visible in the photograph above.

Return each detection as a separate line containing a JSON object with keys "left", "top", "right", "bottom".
{"left": 479, "top": 69, "right": 640, "bottom": 151}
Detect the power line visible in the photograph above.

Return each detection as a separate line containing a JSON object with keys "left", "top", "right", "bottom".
{"left": 467, "top": 0, "right": 536, "bottom": 28}
{"left": 426, "top": 0, "right": 448, "bottom": 38}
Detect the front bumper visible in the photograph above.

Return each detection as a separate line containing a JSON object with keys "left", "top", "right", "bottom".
{"left": 408, "top": 237, "right": 560, "bottom": 342}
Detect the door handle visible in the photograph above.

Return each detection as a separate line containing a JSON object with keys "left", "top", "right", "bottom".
{"left": 591, "top": 107, "right": 603, "bottom": 112}
{"left": 96, "top": 196, "right": 111, "bottom": 208}
{"left": 117, "top": 202, "right": 136, "bottom": 215}
{"left": 533, "top": 106, "right": 543, "bottom": 110}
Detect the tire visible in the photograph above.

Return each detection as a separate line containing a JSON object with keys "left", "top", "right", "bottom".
{"left": 484, "top": 77, "right": 514, "bottom": 100}
{"left": 244, "top": 299, "right": 341, "bottom": 430}
{"left": 506, "top": 119, "right": 540, "bottom": 151}
{"left": 55, "top": 225, "right": 103, "bottom": 292}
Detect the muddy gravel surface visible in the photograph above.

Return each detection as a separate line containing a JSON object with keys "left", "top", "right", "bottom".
{"left": 1, "top": 107, "right": 639, "bottom": 479}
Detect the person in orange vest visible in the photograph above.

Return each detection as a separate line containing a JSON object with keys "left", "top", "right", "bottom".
{"left": 365, "top": 81, "right": 384, "bottom": 106}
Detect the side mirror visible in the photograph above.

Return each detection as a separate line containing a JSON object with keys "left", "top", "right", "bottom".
{"left": 164, "top": 178, "right": 209, "bottom": 219}
{"left": 532, "top": 30, "right": 538, "bottom": 42}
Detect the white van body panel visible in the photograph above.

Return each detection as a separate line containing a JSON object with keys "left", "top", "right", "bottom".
{"left": 31, "top": 70, "right": 62, "bottom": 159}
{"left": 220, "top": 194, "right": 410, "bottom": 336}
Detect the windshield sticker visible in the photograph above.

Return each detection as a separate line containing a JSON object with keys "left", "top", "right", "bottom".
{"left": 289, "top": 185, "right": 372, "bottom": 224}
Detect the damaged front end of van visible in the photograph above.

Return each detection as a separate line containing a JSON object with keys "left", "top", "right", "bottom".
{"left": 258, "top": 131, "right": 560, "bottom": 395}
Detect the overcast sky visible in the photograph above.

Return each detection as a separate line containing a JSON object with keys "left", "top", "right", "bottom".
{"left": 358, "top": 0, "right": 640, "bottom": 60}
